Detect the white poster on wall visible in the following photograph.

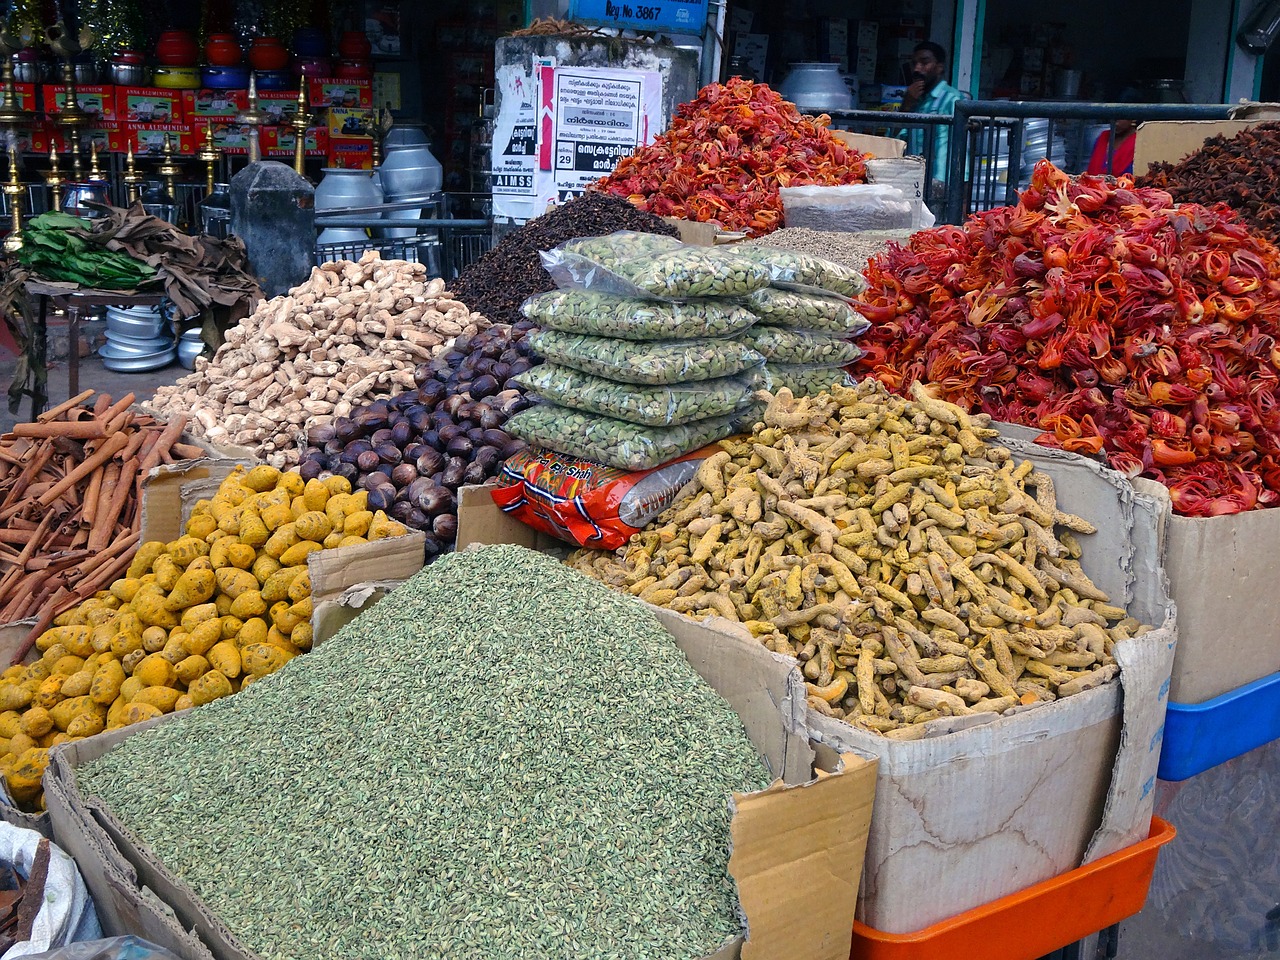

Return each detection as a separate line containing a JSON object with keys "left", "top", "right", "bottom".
{"left": 491, "top": 60, "right": 543, "bottom": 221}
{"left": 534, "top": 64, "right": 663, "bottom": 214}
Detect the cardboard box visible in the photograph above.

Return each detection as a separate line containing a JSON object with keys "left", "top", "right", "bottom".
{"left": 139, "top": 459, "right": 425, "bottom": 647}
{"left": 44, "top": 585, "right": 877, "bottom": 960}
{"left": 182, "top": 89, "right": 249, "bottom": 120}
{"left": 256, "top": 89, "right": 302, "bottom": 125}
{"left": 115, "top": 87, "right": 186, "bottom": 124}
{"left": 307, "top": 78, "right": 373, "bottom": 109}
{"left": 42, "top": 83, "right": 115, "bottom": 121}
{"left": 1132, "top": 119, "right": 1259, "bottom": 178}
{"left": 1134, "top": 474, "right": 1280, "bottom": 703}
{"left": 0, "top": 620, "right": 51, "bottom": 839}
{"left": 327, "top": 106, "right": 373, "bottom": 138}
{"left": 111, "top": 123, "right": 196, "bottom": 156}
{"left": 831, "top": 129, "right": 907, "bottom": 159}
{"left": 880, "top": 85, "right": 908, "bottom": 105}
{"left": 8, "top": 82, "right": 35, "bottom": 113}
{"left": 260, "top": 125, "right": 327, "bottom": 158}
{"left": 326, "top": 136, "right": 373, "bottom": 169}
{"left": 31, "top": 123, "right": 114, "bottom": 154}
{"left": 454, "top": 431, "right": 1178, "bottom": 936}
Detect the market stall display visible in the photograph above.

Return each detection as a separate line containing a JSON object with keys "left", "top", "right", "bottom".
{"left": 569, "top": 380, "right": 1145, "bottom": 734}
{"left": 73, "top": 545, "right": 774, "bottom": 960}
{"left": 450, "top": 193, "right": 679, "bottom": 326}
{"left": 0, "top": 464, "right": 409, "bottom": 812}
{"left": 1138, "top": 122, "right": 1280, "bottom": 246}
{"left": 855, "top": 160, "right": 1280, "bottom": 517}
{"left": 594, "top": 78, "right": 869, "bottom": 237}
{"left": 297, "top": 323, "right": 537, "bottom": 557}
{"left": 149, "top": 253, "right": 486, "bottom": 467}
{"left": 0, "top": 393, "right": 202, "bottom": 641}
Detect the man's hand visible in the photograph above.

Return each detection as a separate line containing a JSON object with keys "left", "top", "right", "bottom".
{"left": 901, "top": 78, "right": 926, "bottom": 112}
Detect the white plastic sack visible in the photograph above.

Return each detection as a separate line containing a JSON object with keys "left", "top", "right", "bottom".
{"left": 865, "top": 157, "right": 936, "bottom": 229}
{"left": 20, "top": 936, "right": 178, "bottom": 960}
{"left": 0, "top": 823, "right": 100, "bottom": 960}
{"left": 779, "top": 183, "right": 917, "bottom": 233}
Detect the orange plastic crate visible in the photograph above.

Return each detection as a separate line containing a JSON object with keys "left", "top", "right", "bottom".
{"left": 850, "top": 817, "right": 1175, "bottom": 960}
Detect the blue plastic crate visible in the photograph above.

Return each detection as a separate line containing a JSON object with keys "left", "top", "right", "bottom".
{"left": 1157, "top": 670, "right": 1280, "bottom": 781}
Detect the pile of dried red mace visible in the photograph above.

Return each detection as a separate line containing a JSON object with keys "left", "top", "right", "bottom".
{"left": 853, "top": 160, "right": 1280, "bottom": 517}
{"left": 594, "top": 77, "right": 868, "bottom": 237}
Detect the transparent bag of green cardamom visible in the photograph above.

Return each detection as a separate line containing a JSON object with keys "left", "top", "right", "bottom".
{"left": 735, "top": 245, "right": 868, "bottom": 298}
{"left": 505, "top": 402, "right": 742, "bottom": 470}
{"left": 746, "top": 287, "right": 871, "bottom": 335}
{"left": 520, "top": 289, "right": 759, "bottom": 341}
{"left": 765, "top": 362, "right": 857, "bottom": 397}
{"left": 527, "top": 329, "right": 766, "bottom": 386}
{"left": 515, "top": 363, "right": 762, "bottom": 427}
{"left": 560, "top": 230, "right": 683, "bottom": 269}
{"left": 541, "top": 235, "right": 772, "bottom": 301}
{"left": 743, "top": 326, "right": 865, "bottom": 366}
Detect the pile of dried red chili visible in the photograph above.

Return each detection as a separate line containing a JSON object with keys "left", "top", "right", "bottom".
{"left": 1138, "top": 123, "right": 1280, "bottom": 246}
{"left": 854, "top": 160, "right": 1280, "bottom": 517}
{"left": 594, "top": 78, "right": 868, "bottom": 237}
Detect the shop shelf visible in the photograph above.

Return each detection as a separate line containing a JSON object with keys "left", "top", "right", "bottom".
{"left": 849, "top": 817, "right": 1175, "bottom": 960}
{"left": 1157, "top": 670, "right": 1280, "bottom": 781}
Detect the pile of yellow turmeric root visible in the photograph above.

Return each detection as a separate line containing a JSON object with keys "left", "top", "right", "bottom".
{"left": 0, "top": 464, "right": 408, "bottom": 810}
{"left": 570, "top": 380, "right": 1151, "bottom": 738}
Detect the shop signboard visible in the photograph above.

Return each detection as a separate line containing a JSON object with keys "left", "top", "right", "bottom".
{"left": 569, "top": 0, "right": 707, "bottom": 36}
{"left": 534, "top": 64, "right": 662, "bottom": 213}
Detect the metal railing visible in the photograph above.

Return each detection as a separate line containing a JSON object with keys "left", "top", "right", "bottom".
{"left": 827, "top": 109, "right": 953, "bottom": 196}
{"left": 944, "top": 100, "right": 1235, "bottom": 224}
{"left": 314, "top": 197, "right": 492, "bottom": 280}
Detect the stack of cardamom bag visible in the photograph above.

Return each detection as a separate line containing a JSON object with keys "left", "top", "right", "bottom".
{"left": 735, "top": 246, "right": 871, "bottom": 396}
{"left": 509, "top": 231, "right": 771, "bottom": 470}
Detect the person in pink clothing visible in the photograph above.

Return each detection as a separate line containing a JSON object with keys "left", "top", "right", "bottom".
{"left": 1087, "top": 120, "right": 1137, "bottom": 176}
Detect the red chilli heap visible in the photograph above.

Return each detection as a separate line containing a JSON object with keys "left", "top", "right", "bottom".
{"left": 854, "top": 160, "right": 1280, "bottom": 517}
{"left": 594, "top": 77, "right": 868, "bottom": 237}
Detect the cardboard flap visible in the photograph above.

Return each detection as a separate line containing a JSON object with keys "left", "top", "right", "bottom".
{"left": 456, "top": 484, "right": 542, "bottom": 552}
{"left": 1132, "top": 120, "right": 1258, "bottom": 176}
{"left": 731, "top": 755, "right": 877, "bottom": 960}
{"left": 1083, "top": 615, "right": 1178, "bottom": 864}
{"left": 831, "top": 129, "right": 906, "bottom": 158}
{"left": 140, "top": 459, "right": 254, "bottom": 543}
{"left": 306, "top": 531, "right": 426, "bottom": 603}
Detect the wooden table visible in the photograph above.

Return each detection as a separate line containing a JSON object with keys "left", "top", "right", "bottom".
{"left": 23, "top": 280, "right": 167, "bottom": 418}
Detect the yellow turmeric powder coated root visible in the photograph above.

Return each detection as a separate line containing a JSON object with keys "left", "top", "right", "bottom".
{"left": 569, "top": 381, "right": 1150, "bottom": 738}
{"left": 0, "top": 465, "right": 411, "bottom": 811}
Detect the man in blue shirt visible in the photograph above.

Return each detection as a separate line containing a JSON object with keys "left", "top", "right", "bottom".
{"left": 899, "top": 41, "right": 963, "bottom": 199}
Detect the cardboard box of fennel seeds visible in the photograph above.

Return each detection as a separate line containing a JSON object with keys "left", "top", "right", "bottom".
{"left": 454, "top": 424, "right": 1178, "bottom": 936}
{"left": 44, "top": 577, "right": 878, "bottom": 960}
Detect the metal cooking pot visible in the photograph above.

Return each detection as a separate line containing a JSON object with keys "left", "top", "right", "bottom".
{"left": 110, "top": 62, "right": 148, "bottom": 85}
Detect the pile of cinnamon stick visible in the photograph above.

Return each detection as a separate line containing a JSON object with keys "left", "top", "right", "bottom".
{"left": 0, "top": 390, "right": 199, "bottom": 647}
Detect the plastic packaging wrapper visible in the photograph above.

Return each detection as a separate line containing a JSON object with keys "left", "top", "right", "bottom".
{"left": 746, "top": 287, "right": 871, "bottom": 335}
{"left": 527, "top": 329, "right": 765, "bottom": 386}
{"left": 515, "top": 364, "right": 759, "bottom": 427}
{"left": 491, "top": 444, "right": 725, "bottom": 549}
{"left": 520, "top": 289, "right": 759, "bottom": 341}
{"left": 0, "top": 823, "right": 100, "bottom": 960}
{"left": 505, "top": 402, "right": 742, "bottom": 471}
{"left": 733, "top": 246, "right": 868, "bottom": 297}
{"left": 779, "top": 183, "right": 917, "bottom": 233}
{"left": 21, "top": 938, "right": 179, "bottom": 960}
{"left": 541, "top": 238, "right": 772, "bottom": 301}
{"left": 765, "top": 363, "right": 856, "bottom": 397}
{"left": 865, "top": 157, "right": 937, "bottom": 229}
{"left": 743, "top": 327, "right": 864, "bottom": 365}
{"left": 560, "top": 231, "right": 683, "bottom": 269}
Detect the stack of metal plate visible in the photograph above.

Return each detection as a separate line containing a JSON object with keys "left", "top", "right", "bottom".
{"left": 101, "top": 304, "right": 176, "bottom": 372}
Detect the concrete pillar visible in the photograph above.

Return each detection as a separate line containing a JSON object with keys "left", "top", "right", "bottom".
{"left": 230, "top": 161, "right": 316, "bottom": 298}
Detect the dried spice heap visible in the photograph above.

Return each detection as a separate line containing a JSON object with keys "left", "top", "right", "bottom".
{"left": 450, "top": 193, "right": 678, "bottom": 325}
{"left": 1138, "top": 123, "right": 1280, "bottom": 245}
{"left": 595, "top": 78, "right": 868, "bottom": 237}
{"left": 80, "top": 545, "right": 771, "bottom": 960}
{"left": 855, "top": 160, "right": 1280, "bottom": 517}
